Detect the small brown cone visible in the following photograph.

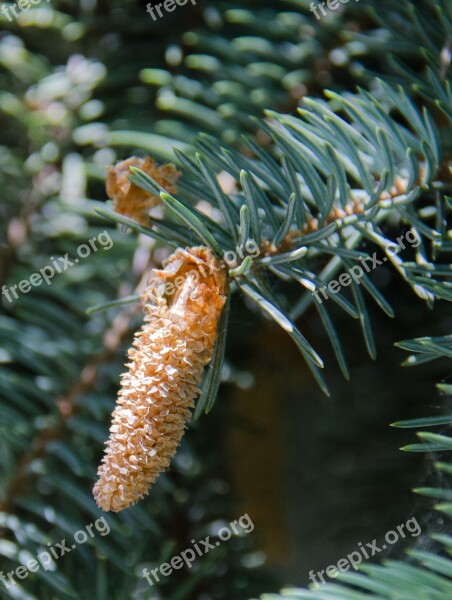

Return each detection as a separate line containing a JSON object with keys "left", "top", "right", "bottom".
{"left": 93, "top": 246, "right": 227, "bottom": 512}
{"left": 106, "top": 156, "right": 180, "bottom": 226}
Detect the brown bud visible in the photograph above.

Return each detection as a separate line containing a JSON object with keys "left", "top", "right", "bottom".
{"left": 106, "top": 156, "right": 180, "bottom": 226}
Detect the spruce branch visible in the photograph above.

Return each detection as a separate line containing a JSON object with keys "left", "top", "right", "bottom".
{"left": 113, "top": 82, "right": 449, "bottom": 395}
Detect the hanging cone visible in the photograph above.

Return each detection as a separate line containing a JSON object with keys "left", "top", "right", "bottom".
{"left": 93, "top": 246, "right": 227, "bottom": 512}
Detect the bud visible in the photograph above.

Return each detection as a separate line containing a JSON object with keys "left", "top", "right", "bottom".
{"left": 106, "top": 156, "right": 180, "bottom": 226}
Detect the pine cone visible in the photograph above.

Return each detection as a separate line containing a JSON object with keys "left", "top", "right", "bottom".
{"left": 93, "top": 246, "right": 227, "bottom": 512}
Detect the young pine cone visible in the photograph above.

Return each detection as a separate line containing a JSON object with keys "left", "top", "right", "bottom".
{"left": 93, "top": 246, "right": 227, "bottom": 512}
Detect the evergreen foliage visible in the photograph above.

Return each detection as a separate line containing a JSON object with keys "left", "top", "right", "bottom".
{"left": 0, "top": 0, "right": 450, "bottom": 598}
